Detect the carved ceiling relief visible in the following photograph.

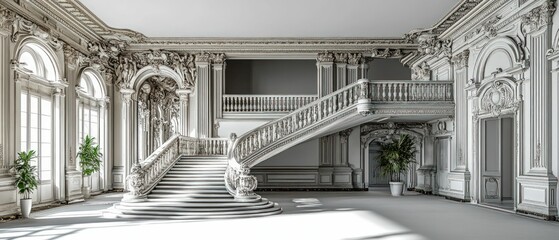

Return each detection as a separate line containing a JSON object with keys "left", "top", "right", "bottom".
{"left": 417, "top": 33, "right": 452, "bottom": 58}
{"left": 479, "top": 80, "right": 518, "bottom": 117}
{"left": 138, "top": 76, "right": 180, "bottom": 154}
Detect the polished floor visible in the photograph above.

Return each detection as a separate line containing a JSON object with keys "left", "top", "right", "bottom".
{"left": 1, "top": 189, "right": 558, "bottom": 240}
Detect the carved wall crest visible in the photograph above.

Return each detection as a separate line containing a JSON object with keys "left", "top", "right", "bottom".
{"left": 480, "top": 80, "right": 516, "bottom": 116}
{"left": 411, "top": 61, "right": 431, "bottom": 81}
{"left": 339, "top": 128, "right": 353, "bottom": 143}
{"left": 417, "top": 33, "right": 452, "bottom": 58}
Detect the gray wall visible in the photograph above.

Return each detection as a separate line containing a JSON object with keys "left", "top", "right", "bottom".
{"left": 368, "top": 59, "right": 411, "bottom": 80}
{"left": 226, "top": 60, "right": 317, "bottom": 94}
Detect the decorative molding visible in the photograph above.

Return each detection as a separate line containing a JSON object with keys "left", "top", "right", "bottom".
{"left": 317, "top": 52, "right": 335, "bottom": 62}
{"left": 452, "top": 49, "right": 470, "bottom": 69}
{"left": 412, "top": 61, "right": 431, "bottom": 80}
{"left": 521, "top": 1, "right": 556, "bottom": 34}
{"left": 371, "top": 48, "right": 403, "bottom": 58}
{"left": 195, "top": 52, "right": 211, "bottom": 63}
{"left": 431, "top": 120, "right": 452, "bottom": 136}
{"left": 360, "top": 122, "right": 427, "bottom": 145}
{"left": 11, "top": 16, "right": 62, "bottom": 50}
{"left": 63, "top": 44, "right": 87, "bottom": 70}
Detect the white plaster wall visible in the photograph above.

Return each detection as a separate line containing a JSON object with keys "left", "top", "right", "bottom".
{"left": 348, "top": 126, "right": 361, "bottom": 168}
{"left": 217, "top": 120, "right": 269, "bottom": 138}
{"left": 367, "top": 59, "right": 411, "bottom": 80}
{"left": 225, "top": 60, "right": 317, "bottom": 94}
{"left": 255, "top": 139, "right": 319, "bottom": 167}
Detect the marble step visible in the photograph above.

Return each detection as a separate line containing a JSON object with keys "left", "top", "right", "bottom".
{"left": 115, "top": 201, "right": 277, "bottom": 212}
{"left": 157, "top": 181, "right": 226, "bottom": 186}
{"left": 150, "top": 189, "right": 228, "bottom": 194}
{"left": 164, "top": 173, "right": 224, "bottom": 177}
{"left": 175, "top": 161, "right": 227, "bottom": 164}
{"left": 170, "top": 167, "right": 227, "bottom": 171}
{"left": 154, "top": 185, "right": 227, "bottom": 190}
{"left": 160, "top": 177, "right": 223, "bottom": 181}
{"left": 107, "top": 207, "right": 282, "bottom": 220}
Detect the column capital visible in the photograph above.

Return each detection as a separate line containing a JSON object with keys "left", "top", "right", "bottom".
{"left": 120, "top": 88, "right": 135, "bottom": 104}
{"left": 317, "top": 52, "right": 335, "bottom": 63}
{"left": 195, "top": 52, "right": 211, "bottom": 64}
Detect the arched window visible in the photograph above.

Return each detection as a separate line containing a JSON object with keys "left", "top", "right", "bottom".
{"left": 17, "top": 42, "right": 60, "bottom": 204}
{"left": 77, "top": 69, "right": 108, "bottom": 193}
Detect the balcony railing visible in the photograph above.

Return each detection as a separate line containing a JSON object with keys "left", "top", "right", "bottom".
{"left": 369, "top": 81, "right": 453, "bottom": 102}
{"left": 223, "top": 95, "right": 318, "bottom": 113}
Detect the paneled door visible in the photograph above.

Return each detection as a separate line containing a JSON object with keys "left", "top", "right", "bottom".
{"left": 369, "top": 143, "right": 389, "bottom": 186}
{"left": 481, "top": 117, "right": 514, "bottom": 203}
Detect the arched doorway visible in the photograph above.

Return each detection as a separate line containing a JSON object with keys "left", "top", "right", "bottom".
{"left": 368, "top": 141, "right": 389, "bottom": 187}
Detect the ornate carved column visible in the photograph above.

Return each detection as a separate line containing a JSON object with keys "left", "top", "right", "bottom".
{"left": 335, "top": 53, "right": 347, "bottom": 90}
{"left": 348, "top": 53, "right": 362, "bottom": 84}
{"left": 0, "top": 7, "right": 13, "bottom": 171}
{"left": 176, "top": 89, "right": 191, "bottom": 136}
{"left": 317, "top": 52, "right": 334, "bottom": 97}
{"left": 53, "top": 87, "right": 67, "bottom": 201}
{"left": 452, "top": 50, "right": 469, "bottom": 170}
{"left": 120, "top": 88, "right": 135, "bottom": 190}
{"left": 516, "top": 2, "right": 557, "bottom": 218}
{"left": 211, "top": 53, "right": 226, "bottom": 135}
{"left": 195, "top": 53, "right": 211, "bottom": 138}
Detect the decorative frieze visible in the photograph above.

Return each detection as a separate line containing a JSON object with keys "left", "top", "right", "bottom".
{"left": 452, "top": 50, "right": 470, "bottom": 69}
{"left": 412, "top": 61, "right": 431, "bottom": 80}
{"left": 371, "top": 48, "right": 403, "bottom": 58}
{"left": 521, "top": 1, "right": 556, "bottom": 33}
{"left": 11, "top": 16, "right": 62, "bottom": 50}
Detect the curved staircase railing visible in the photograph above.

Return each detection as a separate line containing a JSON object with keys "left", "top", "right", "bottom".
{"left": 224, "top": 79, "right": 455, "bottom": 200}
{"left": 225, "top": 79, "right": 375, "bottom": 200}
{"left": 124, "top": 134, "right": 230, "bottom": 201}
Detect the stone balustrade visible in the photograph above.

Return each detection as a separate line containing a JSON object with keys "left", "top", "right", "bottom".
{"left": 223, "top": 95, "right": 318, "bottom": 113}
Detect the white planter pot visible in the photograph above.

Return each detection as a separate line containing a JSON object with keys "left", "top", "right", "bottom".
{"left": 20, "top": 198, "right": 32, "bottom": 218}
{"left": 389, "top": 182, "right": 404, "bottom": 196}
{"left": 82, "top": 186, "right": 91, "bottom": 199}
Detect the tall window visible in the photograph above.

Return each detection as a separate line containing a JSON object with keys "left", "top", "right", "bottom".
{"left": 17, "top": 42, "right": 59, "bottom": 203}
{"left": 77, "top": 70, "right": 107, "bottom": 192}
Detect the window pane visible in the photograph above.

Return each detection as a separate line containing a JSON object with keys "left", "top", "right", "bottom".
{"left": 41, "top": 170, "right": 51, "bottom": 181}
{"left": 40, "top": 143, "right": 51, "bottom": 157}
{"left": 41, "top": 115, "right": 51, "bottom": 129}
{"left": 41, "top": 98, "right": 51, "bottom": 114}
{"left": 21, "top": 113, "right": 27, "bottom": 127}
{"left": 20, "top": 141, "right": 27, "bottom": 152}
{"left": 29, "top": 143, "right": 38, "bottom": 154}
{"left": 30, "top": 128, "right": 39, "bottom": 142}
{"left": 21, "top": 93, "right": 27, "bottom": 112}
{"left": 30, "top": 96, "right": 39, "bottom": 114}
{"left": 41, "top": 158, "right": 51, "bottom": 171}
{"left": 30, "top": 113, "right": 39, "bottom": 128}
{"left": 41, "top": 129, "right": 50, "bottom": 143}
{"left": 20, "top": 128, "right": 27, "bottom": 142}
{"left": 19, "top": 51, "right": 38, "bottom": 74}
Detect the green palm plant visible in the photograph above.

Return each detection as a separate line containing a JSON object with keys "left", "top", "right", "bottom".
{"left": 77, "top": 135, "right": 102, "bottom": 179}
{"left": 378, "top": 134, "right": 417, "bottom": 182}
{"left": 14, "top": 150, "right": 39, "bottom": 199}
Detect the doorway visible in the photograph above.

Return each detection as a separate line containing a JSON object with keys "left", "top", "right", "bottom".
{"left": 481, "top": 117, "right": 514, "bottom": 210}
{"left": 368, "top": 142, "right": 389, "bottom": 187}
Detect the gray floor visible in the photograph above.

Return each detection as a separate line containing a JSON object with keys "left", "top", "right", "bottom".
{"left": 1, "top": 189, "right": 558, "bottom": 240}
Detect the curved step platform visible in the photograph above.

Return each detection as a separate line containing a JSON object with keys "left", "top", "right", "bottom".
{"left": 107, "top": 157, "right": 282, "bottom": 219}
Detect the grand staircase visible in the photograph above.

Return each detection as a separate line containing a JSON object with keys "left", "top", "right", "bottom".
{"left": 109, "top": 156, "right": 281, "bottom": 219}
{"left": 110, "top": 79, "right": 454, "bottom": 219}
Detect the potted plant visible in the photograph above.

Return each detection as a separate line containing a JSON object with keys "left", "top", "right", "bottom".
{"left": 378, "top": 134, "right": 417, "bottom": 196}
{"left": 77, "top": 135, "right": 102, "bottom": 199}
{"left": 13, "top": 150, "right": 39, "bottom": 218}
